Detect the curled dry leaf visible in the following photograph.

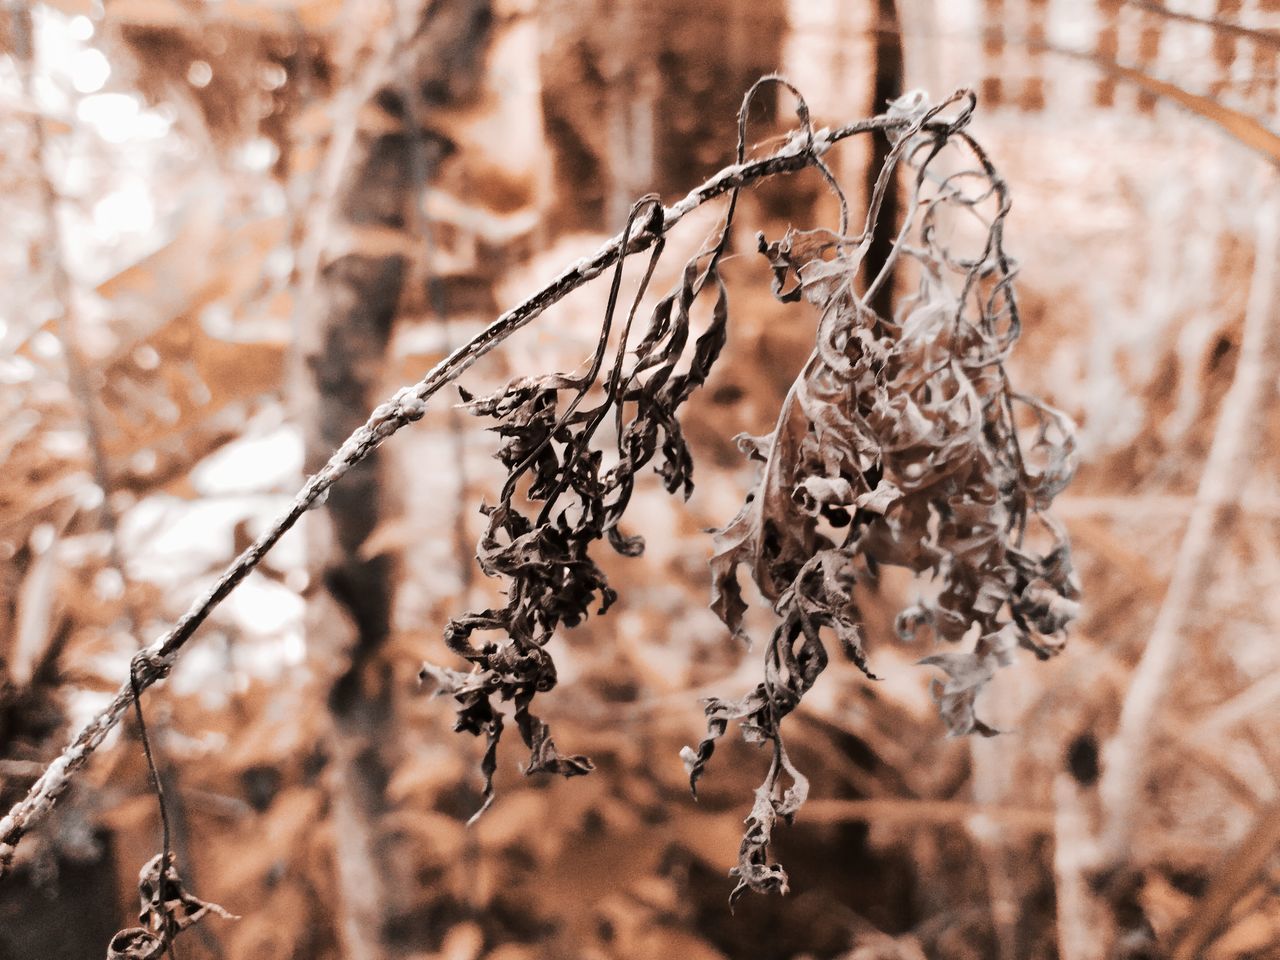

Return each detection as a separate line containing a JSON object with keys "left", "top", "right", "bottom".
{"left": 106, "top": 928, "right": 165, "bottom": 960}
{"left": 685, "top": 89, "right": 1079, "bottom": 900}
{"left": 106, "top": 853, "right": 236, "bottom": 959}
{"left": 137, "top": 851, "right": 237, "bottom": 932}
{"left": 419, "top": 77, "right": 800, "bottom": 821}
{"left": 917, "top": 627, "right": 1017, "bottom": 737}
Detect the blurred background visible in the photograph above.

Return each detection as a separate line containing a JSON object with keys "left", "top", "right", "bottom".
{"left": 2, "top": 1, "right": 1279, "bottom": 958}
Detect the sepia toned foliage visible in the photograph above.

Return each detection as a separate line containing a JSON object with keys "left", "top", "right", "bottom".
{"left": 2, "top": 2, "right": 1280, "bottom": 960}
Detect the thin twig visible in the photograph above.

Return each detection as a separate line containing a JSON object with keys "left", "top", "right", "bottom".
{"left": 290, "top": 2, "right": 399, "bottom": 326}
{"left": 129, "top": 666, "right": 176, "bottom": 960}
{"left": 801, "top": 797, "right": 1053, "bottom": 832}
{"left": 1192, "top": 668, "right": 1280, "bottom": 739}
{"left": 1121, "top": 0, "right": 1280, "bottom": 49}
{"left": 0, "top": 103, "right": 938, "bottom": 876}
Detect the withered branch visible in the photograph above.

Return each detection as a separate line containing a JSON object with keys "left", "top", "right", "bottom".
{"left": 0, "top": 86, "right": 937, "bottom": 877}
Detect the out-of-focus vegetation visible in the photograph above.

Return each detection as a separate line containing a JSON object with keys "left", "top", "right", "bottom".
{"left": 1, "top": 2, "right": 1279, "bottom": 959}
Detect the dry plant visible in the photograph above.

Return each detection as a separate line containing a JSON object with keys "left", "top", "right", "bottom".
{"left": 0, "top": 78, "right": 1078, "bottom": 929}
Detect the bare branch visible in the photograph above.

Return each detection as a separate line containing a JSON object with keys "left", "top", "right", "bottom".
{"left": 1121, "top": 0, "right": 1280, "bottom": 50}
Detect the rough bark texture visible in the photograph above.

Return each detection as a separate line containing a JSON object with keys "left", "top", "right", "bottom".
{"left": 307, "top": 248, "right": 404, "bottom": 960}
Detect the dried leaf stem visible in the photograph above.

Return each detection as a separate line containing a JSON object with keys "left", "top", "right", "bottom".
{"left": 0, "top": 96, "right": 928, "bottom": 877}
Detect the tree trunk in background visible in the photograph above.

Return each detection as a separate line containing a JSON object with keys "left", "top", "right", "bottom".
{"left": 865, "top": 0, "right": 903, "bottom": 321}
{"left": 538, "top": 0, "right": 786, "bottom": 232}
{"left": 311, "top": 245, "right": 401, "bottom": 960}
{"left": 299, "top": 3, "right": 491, "bottom": 957}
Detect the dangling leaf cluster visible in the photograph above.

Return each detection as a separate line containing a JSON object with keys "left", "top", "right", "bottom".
{"left": 418, "top": 78, "right": 817, "bottom": 825}
{"left": 420, "top": 186, "right": 744, "bottom": 818}
{"left": 683, "top": 90, "right": 1080, "bottom": 903}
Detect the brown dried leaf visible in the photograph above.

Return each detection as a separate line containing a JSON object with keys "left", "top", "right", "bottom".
{"left": 105, "top": 928, "right": 165, "bottom": 960}
{"left": 137, "top": 853, "right": 237, "bottom": 935}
